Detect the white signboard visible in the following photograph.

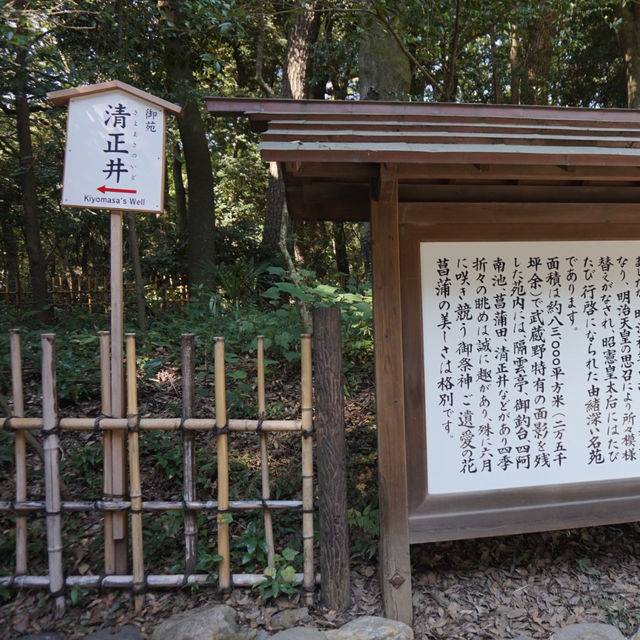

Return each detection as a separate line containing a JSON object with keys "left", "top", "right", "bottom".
{"left": 422, "top": 240, "right": 640, "bottom": 495}
{"left": 61, "top": 89, "right": 165, "bottom": 213}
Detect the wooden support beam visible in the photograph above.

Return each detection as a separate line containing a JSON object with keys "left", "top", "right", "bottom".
{"left": 370, "top": 165, "right": 412, "bottom": 624}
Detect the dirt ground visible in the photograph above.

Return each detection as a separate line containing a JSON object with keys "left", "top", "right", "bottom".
{"left": 4, "top": 522, "right": 640, "bottom": 639}
{"left": 3, "top": 379, "right": 640, "bottom": 639}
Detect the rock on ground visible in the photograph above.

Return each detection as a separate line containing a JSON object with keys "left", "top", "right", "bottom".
{"left": 270, "top": 607, "right": 310, "bottom": 630}
{"left": 270, "top": 629, "right": 327, "bottom": 640}
{"left": 150, "top": 603, "right": 259, "bottom": 640}
{"left": 323, "top": 616, "right": 414, "bottom": 640}
{"left": 84, "top": 626, "right": 143, "bottom": 639}
{"left": 550, "top": 623, "right": 626, "bottom": 640}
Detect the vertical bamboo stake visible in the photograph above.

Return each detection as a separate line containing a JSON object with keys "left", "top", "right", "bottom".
{"left": 110, "top": 210, "right": 127, "bottom": 573}
{"left": 126, "top": 334, "right": 145, "bottom": 611}
{"left": 257, "top": 336, "right": 275, "bottom": 569}
{"left": 215, "top": 337, "right": 231, "bottom": 593}
{"left": 99, "top": 331, "right": 115, "bottom": 574}
{"left": 181, "top": 334, "right": 197, "bottom": 573}
{"left": 10, "top": 329, "right": 27, "bottom": 575}
{"left": 42, "top": 334, "right": 65, "bottom": 617}
{"left": 301, "top": 333, "right": 314, "bottom": 605}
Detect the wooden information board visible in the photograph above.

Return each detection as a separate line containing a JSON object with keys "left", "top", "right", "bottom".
{"left": 421, "top": 239, "right": 640, "bottom": 495}
{"left": 400, "top": 203, "right": 640, "bottom": 547}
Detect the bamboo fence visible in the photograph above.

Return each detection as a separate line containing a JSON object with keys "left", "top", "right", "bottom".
{"left": 0, "top": 275, "right": 189, "bottom": 311}
{"left": 0, "top": 330, "right": 316, "bottom": 615}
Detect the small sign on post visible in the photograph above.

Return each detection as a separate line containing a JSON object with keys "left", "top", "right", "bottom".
{"left": 48, "top": 80, "right": 181, "bottom": 576}
{"left": 50, "top": 80, "right": 180, "bottom": 214}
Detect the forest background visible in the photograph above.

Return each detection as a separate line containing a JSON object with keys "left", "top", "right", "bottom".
{"left": 3, "top": 0, "right": 640, "bottom": 625}
{"left": 3, "top": 0, "right": 640, "bottom": 332}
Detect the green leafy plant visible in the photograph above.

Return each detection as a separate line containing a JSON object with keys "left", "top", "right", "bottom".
{"left": 69, "top": 584, "right": 88, "bottom": 605}
{"left": 255, "top": 547, "right": 300, "bottom": 601}
{"left": 232, "top": 517, "right": 269, "bottom": 572}
{"left": 194, "top": 547, "right": 224, "bottom": 582}
{"left": 348, "top": 504, "right": 379, "bottom": 561}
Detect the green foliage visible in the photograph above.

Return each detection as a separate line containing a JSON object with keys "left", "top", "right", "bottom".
{"left": 233, "top": 518, "right": 270, "bottom": 572}
{"left": 263, "top": 267, "right": 373, "bottom": 388}
{"left": 0, "top": 308, "right": 102, "bottom": 403}
{"left": 348, "top": 504, "right": 379, "bottom": 561}
{"left": 255, "top": 547, "right": 301, "bottom": 601}
{"left": 69, "top": 584, "right": 89, "bottom": 606}
{"left": 194, "top": 545, "right": 223, "bottom": 581}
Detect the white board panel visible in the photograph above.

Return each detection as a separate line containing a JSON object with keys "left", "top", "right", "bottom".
{"left": 421, "top": 241, "right": 640, "bottom": 495}
{"left": 61, "top": 90, "right": 165, "bottom": 213}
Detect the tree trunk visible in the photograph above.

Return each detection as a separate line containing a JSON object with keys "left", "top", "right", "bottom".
{"left": 490, "top": 27, "right": 502, "bottom": 104}
{"left": 620, "top": 1, "right": 640, "bottom": 108}
{"left": 359, "top": 222, "right": 372, "bottom": 282}
{"left": 158, "top": 0, "right": 216, "bottom": 293}
{"left": 14, "top": 44, "right": 51, "bottom": 322}
{"left": 313, "top": 306, "right": 350, "bottom": 610}
{"left": 522, "top": 10, "right": 556, "bottom": 105}
{"left": 510, "top": 23, "right": 521, "bottom": 104}
{"left": 1, "top": 209, "right": 21, "bottom": 301}
{"left": 171, "top": 141, "right": 188, "bottom": 284}
{"left": 441, "top": 0, "right": 463, "bottom": 102}
{"left": 283, "top": 0, "right": 319, "bottom": 100}
{"left": 261, "top": 162, "right": 287, "bottom": 260}
{"left": 261, "top": 0, "right": 318, "bottom": 261}
{"left": 333, "top": 221, "right": 350, "bottom": 287}
{"left": 359, "top": 12, "right": 411, "bottom": 100}
{"left": 126, "top": 212, "right": 147, "bottom": 334}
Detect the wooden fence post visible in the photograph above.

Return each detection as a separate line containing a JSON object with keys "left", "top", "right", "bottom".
{"left": 215, "top": 337, "right": 231, "bottom": 593}
{"left": 181, "top": 334, "right": 197, "bottom": 574}
{"left": 99, "top": 331, "right": 114, "bottom": 574}
{"left": 312, "top": 307, "right": 350, "bottom": 609}
{"left": 10, "top": 330, "right": 27, "bottom": 575}
{"left": 42, "top": 334, "right": 65, "bottom": 617}
{"left": 300, "top": 333, "right": 315, "bottom": 606}
{"left": 126, "top": 334, "right": 145, "bottom": 610}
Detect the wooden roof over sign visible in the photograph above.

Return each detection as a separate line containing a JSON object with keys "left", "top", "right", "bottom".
{"left": 49, "top": 80, "right": 183, "bottom": 115}
{"left": 206, "top": 97, "right": 640, "bottom": 221}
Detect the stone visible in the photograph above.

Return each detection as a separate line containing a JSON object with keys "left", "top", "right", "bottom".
{"left": 324, "top": 616, "right": 414, "bottom": 640}
{"left": 18, "top": 635, "right": 65, "bottom": 640}
{"left": 270, "top": 629, "right": 327, "bottom": 640}
{"left": 270, "top": 607, "right": 310, "bottom": 629}
{"left": 150, "top": 603, "right": 259, "bottom": 640}
{"left": 84, "top": 625, "right": 143, "bottom": 639}
{"left": 550, "top": 623, "right": 625, "bottom": 640}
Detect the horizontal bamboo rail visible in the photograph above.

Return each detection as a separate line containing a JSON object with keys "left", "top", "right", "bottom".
{"left": 0, "top": 499, "right": 303, "bottom": 513}
{"left": 0, "top": 417, "right": 302, "bottom": 432}
{"left": 0, "top": 572, "right": 319, "bottom": 590}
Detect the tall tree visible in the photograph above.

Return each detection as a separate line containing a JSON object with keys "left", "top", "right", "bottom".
{"left": 357, "top": 7, "right": 411, "bottom": 282}
{"left": 260, "top": 0, "right": 319, "bottom": 261}
{"left": 158, "top": 0, "right": 217, "bottom": 292}
{"left": 619, "top": 0, "right": 640, "bottom": 107}
{"left": 260, "top": 0, "right": 319, "bottom": 330}
{"left": 4, "top": 0, "right": 54, "bottom": 321}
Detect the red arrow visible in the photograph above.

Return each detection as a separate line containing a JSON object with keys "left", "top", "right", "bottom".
{"left": 97, "top": 185, "right": 137, "bottom": 194}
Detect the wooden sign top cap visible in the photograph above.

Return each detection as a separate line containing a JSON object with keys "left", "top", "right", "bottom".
{"left": 47, "top": 80, "right": 182, "bottom": 116}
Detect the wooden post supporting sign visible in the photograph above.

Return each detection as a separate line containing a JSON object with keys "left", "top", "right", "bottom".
{"left": 47, "top": 81, "right": 182, "bottom": 575}
{"left": 371, "top": 164, "right": 412, "bottom": 624}
{"left": 110, "top": 210, "right": 127, "bottom": 571}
